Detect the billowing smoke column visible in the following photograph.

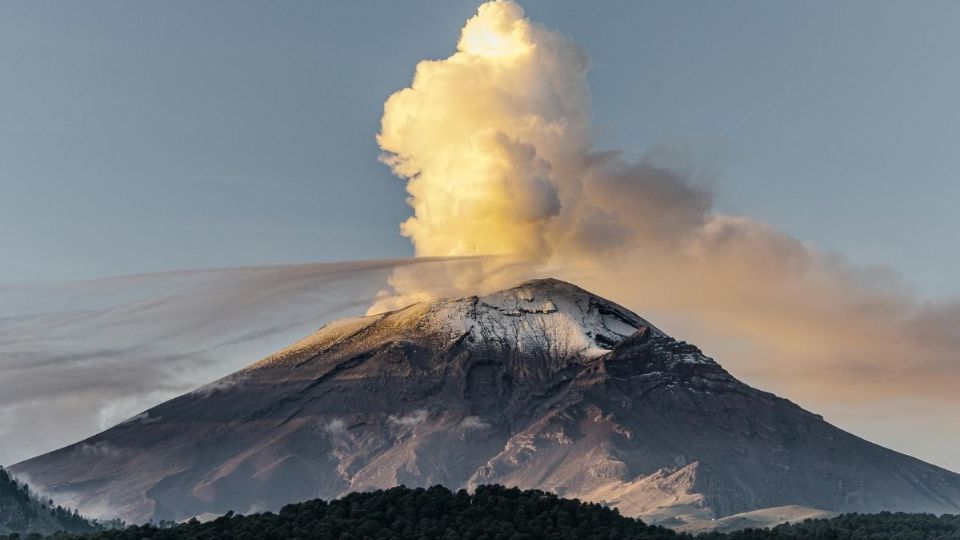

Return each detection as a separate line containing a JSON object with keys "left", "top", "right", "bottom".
{"left": 379, "top": 1, "right": 581, "bottom": 260}
{"left": 377, "top": 1, "right": 708, "bottom": 266}
{"left": 372, "top": 0, "right": 960, "bottom": 431}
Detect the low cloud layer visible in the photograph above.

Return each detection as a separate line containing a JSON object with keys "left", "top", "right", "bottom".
{"left": 0, "top": 259, "right": 442, "bottom": 466}
{"left": 372, "top": 1, "right": 960, "bottom": 467}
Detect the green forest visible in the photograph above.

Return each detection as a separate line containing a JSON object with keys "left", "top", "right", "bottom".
{"left": 0, "top": 467, "right": 103, "bottom": 537}
{"left": 2, "top": 482, "right": 958, "bottom": 540}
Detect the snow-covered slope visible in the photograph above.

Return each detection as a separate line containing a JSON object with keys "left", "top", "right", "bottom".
{"left": 253, "top": 279, "right": 669, "bottom": 372}
{"left": 12, "top": 279, "right": 960, "bottom": 528}
{"left": 429, "top": 280, "right": 662, "bottom": 359}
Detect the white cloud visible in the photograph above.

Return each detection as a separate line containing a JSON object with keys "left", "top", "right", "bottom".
{"left": 460, "top": 416, "right": 490, "bottom": 430}
{"left": 388, "top": 409, "right": 429, "bottom": 427}
{"left": 323, "top": 418, "right": 347, "bottom": 434}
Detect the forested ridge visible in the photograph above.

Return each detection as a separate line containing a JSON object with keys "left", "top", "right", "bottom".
{"left": 2, "top": 484, "right": 958, "bottom": 540}
{"left": 0, "top": 467, "right": 102, "bottom": 537}
{"left": 715, "top": 512, "right": 960, "bottom": 539}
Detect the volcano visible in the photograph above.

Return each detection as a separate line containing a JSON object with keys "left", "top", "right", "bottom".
{"left": 12, "top": 279, "right": 960, "bottom": 528}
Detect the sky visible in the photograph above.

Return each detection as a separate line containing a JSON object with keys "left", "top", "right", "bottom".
{"left": 1, "top": 0, "right": 959, "bottom": 298}
{"left": 1, "top": 0, "right": 959, "bottom": 475}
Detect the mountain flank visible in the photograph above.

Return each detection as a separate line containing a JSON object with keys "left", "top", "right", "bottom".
{"left": 12, "top": 279, "right": 960, "bottom": 529}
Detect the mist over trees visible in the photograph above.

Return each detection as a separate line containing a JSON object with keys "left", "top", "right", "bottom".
{"left": 0, "top": 467, "right": 105, "bottom": 537}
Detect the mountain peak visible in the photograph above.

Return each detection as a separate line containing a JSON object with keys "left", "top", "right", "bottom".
{"left": 252, "top": 278, "right": 663, "bottom": 372}
{"left": 438, "top": 277, "right": 663, "bottom": 359}
{"left": 498, "top": 277, "right": 588, "bottom": 295}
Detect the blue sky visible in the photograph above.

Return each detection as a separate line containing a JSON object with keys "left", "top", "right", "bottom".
{"left": 2, "top": 0, "right": 958, "bottom": 299}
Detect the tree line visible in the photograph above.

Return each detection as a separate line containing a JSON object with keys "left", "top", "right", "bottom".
{"left": 2, "top": 483, "right": 958, "bottom": 540}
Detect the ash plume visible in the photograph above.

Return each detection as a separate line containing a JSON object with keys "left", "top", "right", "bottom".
{"left": 371, "top": 0, "right": 960, "bottom": 416}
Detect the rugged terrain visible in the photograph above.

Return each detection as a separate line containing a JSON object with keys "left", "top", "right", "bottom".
{"left": 12, "top": 279, "right": 960, "bottom": 528}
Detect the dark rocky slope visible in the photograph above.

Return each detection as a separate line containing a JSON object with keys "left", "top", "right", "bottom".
{"left": 12, "top": 279, "right": 960, "bottom": 528}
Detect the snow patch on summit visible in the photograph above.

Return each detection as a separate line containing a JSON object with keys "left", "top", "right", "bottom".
{"left": 248, "top": 278, "right": 664, "bottom": 372}
{"left": 425, "top": 279, "right": 661, "bottom": 359}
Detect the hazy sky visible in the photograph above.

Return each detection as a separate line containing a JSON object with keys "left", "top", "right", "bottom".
{"left": 2, "top": 0, "right": 959, "bottom": 299}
